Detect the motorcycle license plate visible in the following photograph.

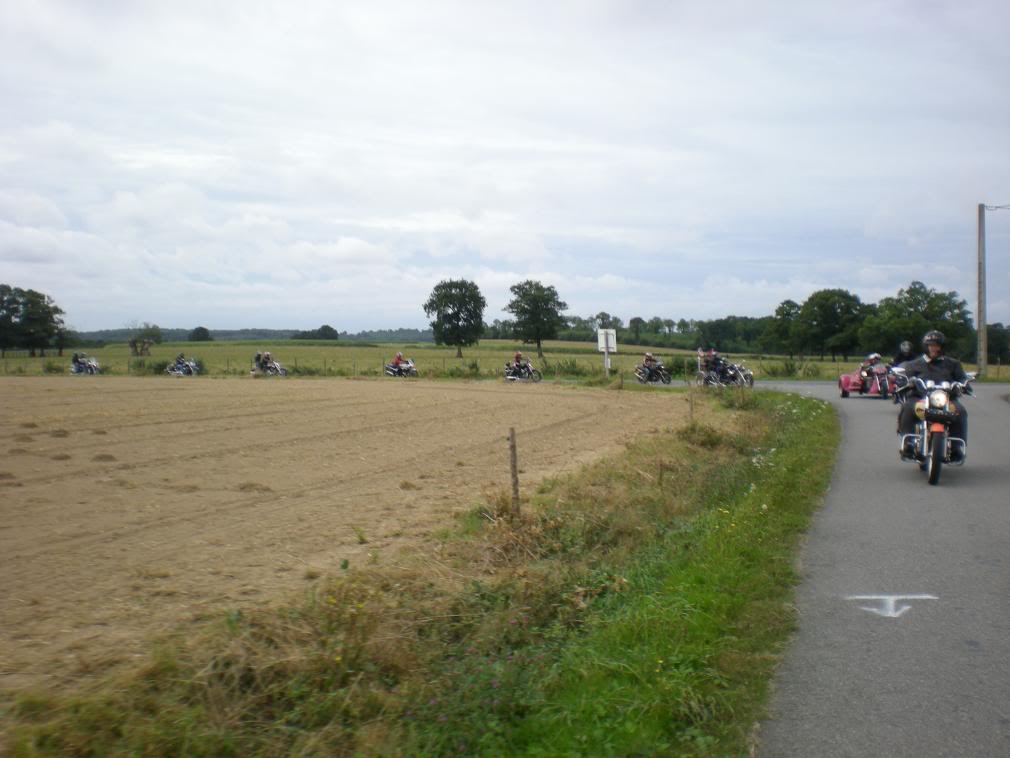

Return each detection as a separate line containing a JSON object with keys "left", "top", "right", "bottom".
{"left": 924, "top": 408, "right": 956, "bottom": 424}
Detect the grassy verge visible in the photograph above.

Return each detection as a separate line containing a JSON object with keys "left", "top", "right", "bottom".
{"left": 3, "top": 389, "right": 838, "bottom": 757}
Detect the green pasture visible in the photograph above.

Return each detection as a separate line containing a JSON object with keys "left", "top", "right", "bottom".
{"left": 4, "top": 339, "right": 996, "bottom": 381}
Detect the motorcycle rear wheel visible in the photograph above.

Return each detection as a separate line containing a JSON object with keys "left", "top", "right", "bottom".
{"left": 927, "top": 431, "right": 945, "bottom": 485}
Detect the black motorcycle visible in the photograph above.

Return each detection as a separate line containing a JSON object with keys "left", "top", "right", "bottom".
{"left": 894, "top": 367, "right": 974, "bottom": 485}
{"left": 504, "top": 362, "right": 542, "bottom": 383}
{"left": 635, "top": 363, "right": 672, "bottom": 384}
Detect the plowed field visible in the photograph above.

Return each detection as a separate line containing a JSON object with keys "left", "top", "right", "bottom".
{"left": 0, "top": 376, "right": 686, "bottom": 694}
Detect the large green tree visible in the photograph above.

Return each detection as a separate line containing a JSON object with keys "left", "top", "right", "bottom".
{"left": 0, "top": 284, "right": 19, "bottom": 356}
{"left": 792, "top": 289, "right": 865, "bottom": 360}
{"left": 505, "top": 280, "right": 568, "bottom": 358}
{"left": 858, "top": 281, "right": 973, "bottom": 358}
{"left": 189, "top": 326, "right": 213, "bottom": 342}
{"left": 627, "top": 316, "right": 645, "bottom": 343}
{"left": 2, "top": 286, "right": 65, "bottom": 356}
{"left": 760, "top": 299, "right": 801, "bottom": 356}
{"left": 423, "top": 279, "right": 486, "bottom": 357}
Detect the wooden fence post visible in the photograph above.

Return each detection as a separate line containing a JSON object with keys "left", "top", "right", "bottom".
{"left": 509, "top": 427, "right": 520, "bottom": 519}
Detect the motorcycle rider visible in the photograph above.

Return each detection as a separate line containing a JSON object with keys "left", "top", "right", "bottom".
{"left": 642, "top": 352, "right": 659, "bottom": 381}
{"left": 897, "top": 330, "right": 969, "bottom": 459}
{"left": 390, "top": 351, "right": 409, "bottom": 375}
{"left": 72, "top": 352, "right": 83, "bottom": 372}
{"left": 701, "top": 347, "right": 728, "bottom": 381}
{"left": 893, "top": 340, "right": 916, "bottom": 367}
{"left": 859, "top": 352, "right": 884, "bottom": 391}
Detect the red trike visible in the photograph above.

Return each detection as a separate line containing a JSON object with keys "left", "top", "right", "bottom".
{"left": 838, "top": 357, "right": 895, "bottom": 399}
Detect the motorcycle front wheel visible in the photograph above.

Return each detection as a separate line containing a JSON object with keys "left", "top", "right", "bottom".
{"left": 530, "top": 369, "right": 542, "bottom": 383}
{"left": 927, "top": 431, "right": 945, "bottom": 485}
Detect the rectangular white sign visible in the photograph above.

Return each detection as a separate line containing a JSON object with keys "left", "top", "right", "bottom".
{"left": 597, "top": 329, "right": 617, "bottom": 353}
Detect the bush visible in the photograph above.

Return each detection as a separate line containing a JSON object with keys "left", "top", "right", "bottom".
{"left": 130, "top": 359, "right": 170, "bottom": 375}
{"left": 551, "top": 358, "right": 595, "bottom": 377}
{"left": 43, "top": 361, "right": 65, "bottom": 374}
{"left": 287, "top": 364, "right": 324, "bottom": 376}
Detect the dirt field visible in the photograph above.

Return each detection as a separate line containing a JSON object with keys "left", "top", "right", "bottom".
{"left": 0, "top": 376, "right": 687, "bottom": 695}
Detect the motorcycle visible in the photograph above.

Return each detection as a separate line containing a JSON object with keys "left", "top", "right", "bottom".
{"left": 724, "top": 361, "right": 754, "bottom": 387}
{"left": 263, "top": 360, "right": 288, "bottom": 376}
{"left": 504, "top": 362, "right": 542, "bottom": 383}
{"left": 635, "top": 363, "right": 672, "bottom": 384}
{"left": 695, "top": 357, "right": 753, "bottom": 387}
{"left": 70, "top": 356, "right": 100, "bottom": 375}
{"left": 894, "top": 367, "right": 974, "bottom": 485}
{"left": 384, "top": 359, "right": 418, "bottom": 377}
{"left": 839, "top": 362, "right": 893, "bottom": 399}
{"left": 252, "top": 353, "right": 287, "bottom": 376}
{"left": 166, "top": 359, "right": 200, "bottom": 377}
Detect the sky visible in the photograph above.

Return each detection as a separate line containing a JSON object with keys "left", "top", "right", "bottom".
{"left": 2, "top": 0, "right": 1009, "bottom": 332}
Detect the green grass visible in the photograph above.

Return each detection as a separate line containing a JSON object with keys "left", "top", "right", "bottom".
{"left": 3, "top": 388, "right": 838, "bottom": 757}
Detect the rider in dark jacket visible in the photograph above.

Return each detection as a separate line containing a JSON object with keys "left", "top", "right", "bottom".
{"left": 897, "top": 330, "right": 969, "bottom": 458}
{"left": 892, "top": 340, "right": 916, "bottom": 367}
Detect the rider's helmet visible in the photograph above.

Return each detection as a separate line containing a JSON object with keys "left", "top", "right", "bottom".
{"left": 645, "top": 352, "right": 653, "bottom": 359}
{"left": 922, "top": 330, "right": 946, "bottom": 350}
{"left": 867, "top": 352, "right": 881, "bottom": 362}
{"left": 396, "top": 352, "right": 403, "bottom": 359}
{"left": 900, "top": 340, "right": 912, "bottom": 354}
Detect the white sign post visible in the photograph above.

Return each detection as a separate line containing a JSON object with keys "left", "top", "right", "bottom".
{"left": 597, "top": 329, "right": 617, "bottom": 378}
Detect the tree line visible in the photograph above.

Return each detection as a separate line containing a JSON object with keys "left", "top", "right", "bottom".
{"left": 431, "top": 278, "right": 1009, "bottom": 363}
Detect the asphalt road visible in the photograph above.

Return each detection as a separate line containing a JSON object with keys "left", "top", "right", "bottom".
{"left": 757, "top": 381, "right": 1010, "bottom": 758}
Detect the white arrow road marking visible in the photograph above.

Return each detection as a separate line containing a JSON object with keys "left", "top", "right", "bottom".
{"left": 845, "top": 594, "right": 938, "bottom": 618}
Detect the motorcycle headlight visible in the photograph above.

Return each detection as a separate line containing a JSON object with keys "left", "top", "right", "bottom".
{"left": 929, "top": 390, "right": 949, "bottom": 408}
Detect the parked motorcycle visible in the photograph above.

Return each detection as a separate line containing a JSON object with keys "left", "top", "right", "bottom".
{"left": 894, "top": 367, "right": 974, "bottom": 485}
{"left": 70, "top": 355, "right": 100, "bottom": 375}
{"left": 166, "top": 359, "right": 200, "bottom": 376}
{"left": 384, "top": 359, "right": 418, "bottom": 377}
{"left": 504, "top": 362, "right": 542, "bottom": 383}
{"left": 635, "top": 363, "right": 672, "bottom": 384}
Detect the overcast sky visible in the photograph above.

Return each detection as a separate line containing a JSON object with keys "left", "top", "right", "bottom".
{"left": 2, "top": 0, "right": 1009, "bottom": 332}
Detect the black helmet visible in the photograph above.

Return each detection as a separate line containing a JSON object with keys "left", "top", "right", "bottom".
{"left": 922, "top": 330, "right": 945, "bottom": 349}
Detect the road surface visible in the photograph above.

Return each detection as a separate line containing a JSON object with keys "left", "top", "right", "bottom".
{"left": 758, "top": 381, "right": 1010, "bottom": 757}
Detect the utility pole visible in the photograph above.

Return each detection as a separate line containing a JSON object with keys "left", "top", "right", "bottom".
{"left": 978, "top": 203, "right": 1010, "bottom": 378}
{"left": 978, "top": 204, "right": 987, "bottom": 377}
